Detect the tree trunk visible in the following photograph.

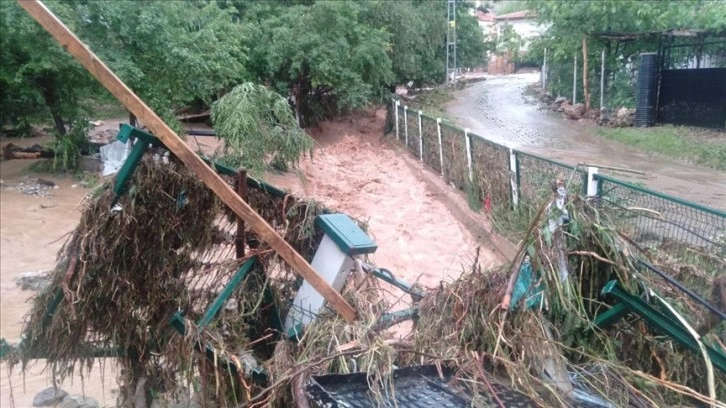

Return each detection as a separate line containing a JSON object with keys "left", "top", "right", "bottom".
{"left": 51, "top": 111, "right": 67, "bottom": 136}
{"left": 582, "top": 36, "right": 591, "bottom": 111}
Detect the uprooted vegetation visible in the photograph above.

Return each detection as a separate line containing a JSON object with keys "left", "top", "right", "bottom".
{"left": 5, "top": 156, "right": 725, "bottom": 407}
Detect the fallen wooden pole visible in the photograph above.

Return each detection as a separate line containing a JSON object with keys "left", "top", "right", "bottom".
{"left": 17, "top": 0, "right": 357, "bottom": 322}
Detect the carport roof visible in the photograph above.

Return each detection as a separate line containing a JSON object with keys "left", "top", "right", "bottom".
{"left": 591, "top": 29, "right": 726, "bottom": 41}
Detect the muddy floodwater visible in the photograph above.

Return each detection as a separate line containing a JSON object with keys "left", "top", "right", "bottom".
{"left": 448, "top": 73, "right": 726, "bottom": 210}
{"left": 1, "top": 109, "right": 502, "bottom": 406}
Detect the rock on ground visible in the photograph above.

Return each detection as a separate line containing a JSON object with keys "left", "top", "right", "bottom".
{"left": 563, "top": 103, "right": 586, "bottom": 120}
{"left": 33, "top": 387, "right": 68, "bottom": 407}
{"left": 15, "top": 270, "right": 51, "bottom": 291}
{"left": 61, "top": 394, "right": 100, "bottom": 408}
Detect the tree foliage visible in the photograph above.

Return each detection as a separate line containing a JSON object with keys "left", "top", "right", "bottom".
{"left": 211, "top": 82, "right": 313, "bottom": 175}
{"left": 75, "top": 0, "right": 248, "bottom": 124}
{"left": 1, "top": 0, "right": 491, "bottom": 170}
{"left": 0, "top": 1, "right": 94, "bottom": 134}
{"left": 258, "top": 1, "right": 393, "bottom": 125}
{"left": 526, "top": 0, "right": 726, "bottom": 106}
{"left": 361, "top": 1, "right": 446, "bottom": 85}
{"left": 455, "top": 1, "right": 489, "bottom": 69}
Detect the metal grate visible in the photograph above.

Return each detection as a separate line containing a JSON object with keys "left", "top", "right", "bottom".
{"left": 306, "top": 365, "right": 539, "bottom": 408}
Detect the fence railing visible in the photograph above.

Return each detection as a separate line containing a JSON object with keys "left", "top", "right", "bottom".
{"left": 391, "top": 98, "right": 726, "bottom": 258}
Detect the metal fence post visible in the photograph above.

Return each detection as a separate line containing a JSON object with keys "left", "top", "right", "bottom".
{"left": 437, "top": 118, "right": 444, "bottom": 177}
{"left": 587, "top": 166, "right": 599, "bottom": 197}
{"left": 509, "top": 148, "right": 520, "bottom": 207}
{"left": 418, "top": 111, "right": 424, "bottom": 162}
{"left": 403, "top": 106, "right": 409, "bottom": 147}
{"left": 600, "top": 49, "right": 605, "bottom": 109}
{"left": 542, "top": 48, "right": 547, "bottom": 92}
{"left": 464, "top": 128, "right": 473, "bottom": 183}
{"left": 573, "top": 55, "right": 577, "bottom": 104}
{"left": 394, "top": 100, "right": 400, "bottom": 140}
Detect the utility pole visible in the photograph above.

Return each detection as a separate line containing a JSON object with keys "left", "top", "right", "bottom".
{"left": 446, "top": 0, "right": 457, "bottom": 85}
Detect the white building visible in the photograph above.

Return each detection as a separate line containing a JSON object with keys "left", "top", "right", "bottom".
{"left": 493, "top": 10, "right": 541, "bottom": 51}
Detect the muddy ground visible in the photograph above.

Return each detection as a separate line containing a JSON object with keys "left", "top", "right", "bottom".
{"left": 0, "top": 109, "right": 503, "bottom": 406}
{"left": 448, "top": 73, "right": 726, "bottom": 210}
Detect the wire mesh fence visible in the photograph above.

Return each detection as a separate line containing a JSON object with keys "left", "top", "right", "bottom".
{"left": 516, "top": 151, "right": 586, "bottom": 206}
{"left": 404, "top": 109, "right": 420, "bottom": 157}
{"left": 387, "top": 98, "right": 726, "bottom": 263}
{"left": 468, "top": 134, "right": 511, "bottom": 209}
{"left": 420, "top": 114, "right": 442, "bottom": 174}
{"left": 439, "top": 122, "right": 469, "bottom": 190}
{"left": 396, "top": 104, "right": 406, "bottom": 145}
{"left": 596, "top": 175, "right": 726, "bottom": 258}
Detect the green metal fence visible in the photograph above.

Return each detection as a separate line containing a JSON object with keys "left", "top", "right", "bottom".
{"left": 595, "top": 174, "right": 726, "bottom": 257}
{"left": 468, "top": 133, "right": 511, "bottom": 209}
{"left": 389, "top": 98, "right": 726, "bottom": 258}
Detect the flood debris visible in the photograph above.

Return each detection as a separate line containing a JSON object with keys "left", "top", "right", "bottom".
{"left": 3, "top": 155, "right": 723, "bottom": 408}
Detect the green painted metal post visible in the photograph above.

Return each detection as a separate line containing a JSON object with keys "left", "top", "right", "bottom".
{"left": 197, "top": 257, "right": 258, "bottom": 330}
{"left": 601, "top": 280, "right": 726, "bottom": 374}
{"left": 593, "top": 303, "right": 628, "bottom": 328}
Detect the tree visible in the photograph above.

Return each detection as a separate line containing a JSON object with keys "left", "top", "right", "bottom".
{"left": 211, "top": 82, "right": 314, "bottom": 175}
{"left": 0, "top": 1, "right": 95, "bottom": 135}
{"left": 361, "top": 1, "right": 488, "bottom": 86}
{"left": 249, "top": 1, "right": 393, "bottom": 126}
{"left": 361, "top": 1, "right": 447, "bottom": 86}
{"left": 455, "top": 1, "right": 488, "bottom": 69}
{"left": 526, "top": 0, "right": 726, "bottom": 106}
{"left": 75, "top": 0, "right": 249, "bottom": 127}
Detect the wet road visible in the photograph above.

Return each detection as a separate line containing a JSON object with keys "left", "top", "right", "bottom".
{"left": 447, "top": 73, "right": 726, "bottom": 210}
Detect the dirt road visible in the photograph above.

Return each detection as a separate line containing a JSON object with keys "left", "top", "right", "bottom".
{"left": 447, "top": 73, "right": 726, "bottom": 210}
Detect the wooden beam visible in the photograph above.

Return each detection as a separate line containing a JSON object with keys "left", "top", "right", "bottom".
{"left": 17, "top": 0, "right": 357, "bottom": 322}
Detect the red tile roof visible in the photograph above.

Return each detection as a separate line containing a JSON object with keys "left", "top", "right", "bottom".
{"left": 477, "top": 11, "right": 496, "bottom": 22}
{"left": 495, "top": 10, "right": 534, "bottom": 21}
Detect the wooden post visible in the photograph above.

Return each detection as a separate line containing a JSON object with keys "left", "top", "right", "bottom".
{"left": 235, "top": 169, "right": 248, "bottom": 259}
{"left": 582, "top": 35, "right": 591, "bottom": 111}
{"left": 17, "top": 0, "right": 357, "bottom": 322}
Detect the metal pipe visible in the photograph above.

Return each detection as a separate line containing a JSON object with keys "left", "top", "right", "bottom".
{"left": 636, "top": 258, "right": 726, "bottom": 321}
{"left": 600, "top": 49, "right": 605, "bottom": 109}
{"left": 186, "top": 129, "right": 216, "bottom": 136}
{"left": 542, "top": 48, "right": 547, "bottom": 92}
{"left": 573, "top": 54, "right": 577, "bottom": 103}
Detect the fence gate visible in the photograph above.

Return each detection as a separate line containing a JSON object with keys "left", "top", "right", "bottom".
{"left": 657, "top": 33, "right": 726, "bottom": 128}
